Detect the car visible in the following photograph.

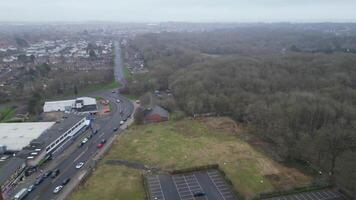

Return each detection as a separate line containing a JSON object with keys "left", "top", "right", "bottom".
{"left": 34, "top": 177, "right": 44, "bottom": 185}
{"left": 97, "top": 143, "right": 104, "bottom": 149}
{"left": 120, "top": 120, "right": 124, "bottom": 125}
{"left": 27, "top": 184, "right": 35, "bottom": 192}
{"left": 88, "top": 134, "right": 93, "bottom": 139}
{"left": 113, "top": 127, "right": 118, "bottom": 132}
{"left": 93, "top": 129, "right": 99, "bottom": 135}
{"left": 82, "top": 138, "right": 89, "bottom": 143}
{"left": 53, "top": 185, "right": 63, "bottom": 194}
{"left": 135, "top": 100, "right": 140, "bottom": 104}
{"left": 75, "top": 162, "right": 84, "bottom": 169}
{"left": 111, "top": 90, "right": 115, "bottom": 93}
{"left": 43, "top": 170, "right": 52, "bottom": 178}
{"left": 100, "top": 139, "right": 107, "bottom": 144}
{"left": 51, "top": 169, "right": 60, "bottom": 178}
{"left": 193, "top": 191, "right": 205, "bottom": 197}
{"left": 116, "top": 99, "right": 121, "bottom": 103}
{"left": 120, "top": 110, "right": 124, "bottom": 114}
{"left": 123, "top": 118, "right": 127, "bottom": 122}
{"left": 62, "top": 178, "right": 71, "bottom": 185}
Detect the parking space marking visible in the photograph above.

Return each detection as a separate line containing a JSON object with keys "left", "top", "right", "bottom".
{"left": 146, "top": 175, "right": 165, "bottom": 200}
{"left": 207, "top": 170, "right": 236, "bottom": 200}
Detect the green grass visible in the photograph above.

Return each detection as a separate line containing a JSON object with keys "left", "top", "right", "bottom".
{"left": 71, "top": 165, "right": 145, "bottom": 200}
{"left": 48, "top": 81, "right": 121, "bottom": 101}
{"left": 123, "top": 66, "right": 133, "bottom": 81}
{"left": 0, "top": 106, "right": 16, "bottom": 122}
{"left": 71, "top": 117, "right": 312, "bottom": 200}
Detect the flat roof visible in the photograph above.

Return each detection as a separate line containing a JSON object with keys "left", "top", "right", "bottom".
{"left": 0, "top": 122, "right": 55, "bottom": 151}
{"left": 32, "top": 114, "right": 87, "bottom": 148}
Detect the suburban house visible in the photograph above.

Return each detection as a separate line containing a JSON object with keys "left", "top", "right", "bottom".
{"left": 144, "top": 106, "right": 169, "bottom": 123}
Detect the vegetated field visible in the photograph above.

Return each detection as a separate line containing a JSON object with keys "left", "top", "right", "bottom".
{"left": 71, "top": 117, "right": 313, "bottom": 200}
{"left": 0, "top": 106, "right": 16, "bottom": 122}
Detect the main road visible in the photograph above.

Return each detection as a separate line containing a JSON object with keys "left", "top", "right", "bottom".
{"left": 10, "top": 40, "right": 134, "bottom": 200}
{"left": 23, "top": 90, "right": 134, "bottom": 200}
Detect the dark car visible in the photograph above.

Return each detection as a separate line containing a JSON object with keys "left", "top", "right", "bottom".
{"left": 113, "top": 127, "right": 118, "bottom": 132}
{"left": 51, "top": 169, "right": 60, "bottom": 178}
{"left": 100, "top": 139, "right": 107, "bottom": 144}
{"left": 193, "top": 191, "right": 205, "bottom": 197}
{"left": 88, "top": 134, "right": 93, "bottom": 139}
{"left": 93, "top": 130, "right": 99, "bottom": 135}
{"left": 62, "top": 178, "right": 71, "bottom": 185}
{"left": 34, "top": 176, "right": 44, "bottom": 185}
{"left": 43, "top": 170, "right": 53, "bottom": 178}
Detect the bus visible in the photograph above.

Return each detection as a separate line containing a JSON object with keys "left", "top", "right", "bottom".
{"left": 14, "top": 188, "right": 28, "bottom": 200}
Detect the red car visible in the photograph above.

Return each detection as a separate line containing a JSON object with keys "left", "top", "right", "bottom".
{"left": 97, "top": 143, "right": 104, "bottom": 148}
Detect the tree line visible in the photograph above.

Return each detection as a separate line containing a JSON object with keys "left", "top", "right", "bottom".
{"left": 126, "top": 26, "right": 356, "bottom": 194}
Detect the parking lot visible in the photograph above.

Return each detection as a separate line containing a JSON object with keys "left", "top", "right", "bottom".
{"left": 146, "top": 169, "right": 237, "bottom": 200}
{"left": 265, "top": 189, "right": 346, "bottom": 200}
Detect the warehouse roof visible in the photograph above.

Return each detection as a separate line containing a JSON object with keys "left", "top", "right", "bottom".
{"left": 0, "top": 122, "right": 55, "bottom": 151}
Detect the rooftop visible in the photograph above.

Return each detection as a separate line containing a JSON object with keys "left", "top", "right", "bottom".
{"left": 0, "top": 122, "right": 55, "bottom": 151}
{"left": 145, "top": 105, "right": 169, "bottom": 118}
{"left": 31, "top": 114, "right": 87, "bottom": 148}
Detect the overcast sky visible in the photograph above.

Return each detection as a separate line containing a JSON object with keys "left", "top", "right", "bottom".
{"left": 0, "top": 0, "right": 356, "bottom": 22}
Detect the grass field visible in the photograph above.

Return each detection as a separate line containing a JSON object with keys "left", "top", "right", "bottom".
{"left": 0, "top": 106, "right": 16, "bottom": 122}
{"left": 71, "top": 117, "right": 312, "bottom": 200}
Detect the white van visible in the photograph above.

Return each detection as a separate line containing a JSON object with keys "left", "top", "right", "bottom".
{"left": 14, "top": 188, "right": 28, "bottom": 200}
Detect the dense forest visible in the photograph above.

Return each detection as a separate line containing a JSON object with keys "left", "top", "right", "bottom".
{"left": 127, "top": 24, "right": 356, "bottom": 194}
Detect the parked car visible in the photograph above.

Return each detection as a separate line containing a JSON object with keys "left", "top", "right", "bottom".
{"left": 113, "top": 127, "right": 118, "bottom": 132}
{"left": 62, "top": 178, "right": 71, "bottom": 185}
{"left": 43, "top": 170, "right": 52, "bottom": 178}
{"left": 111, "top": 90, "right": 115, "bottom": 93}
{"left": 100, "top": 139, "right": 107, "bottom": 144}
{"left": 51, "top": 169, "right": 60, "bottom": 178}
{"left": 93, "top": 129, "right": 99, "bottom": 135}
{"left": 27, "top": 184, "right": 35, "bottom": 192}
{"left": 193, "top": 191, "right": 205, "bottom": 197}
{"left": 116, "top": 99, "right": 121, "bottom": 103}
{"left": 97, "top": 143, "right": 104, "bottom": 149}
{"left": 53, "top": 185, "right": 63, "bottom": 194}
{"left": 120, "top": 120, "right": 124, "bottom": 125}
{"left": 75, "top": 162, "right": 84, "bottom": 169}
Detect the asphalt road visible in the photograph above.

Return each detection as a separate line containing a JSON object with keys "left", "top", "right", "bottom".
{"left": 113, "top": 41, "right": 124, "bottom": 82}
{"left": 18, "top": 91, "right": 134, "bottom": 200}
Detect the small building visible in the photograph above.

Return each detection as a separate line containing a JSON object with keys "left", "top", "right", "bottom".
{"left": 43, "top": 97, "right": 97, "bottom": 114}
{"left": 144, "top": 106, "right": 169, "bottom": 123}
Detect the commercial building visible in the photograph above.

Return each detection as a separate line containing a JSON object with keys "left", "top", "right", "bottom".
{"left": 0, "top": 122, "right": 55, "bottom": 152}
{"left": 26, "top": 115, "right": 90, "bottom": 166}
{"left": 43, "top": 97, "right": 97, "bottom": 114}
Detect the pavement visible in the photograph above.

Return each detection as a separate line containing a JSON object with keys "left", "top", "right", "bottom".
{"left": 8, "top": 90, "right": 135, "bottom": 200}
{"left": 146, "top": 169, "right": 237, "bottom": 200}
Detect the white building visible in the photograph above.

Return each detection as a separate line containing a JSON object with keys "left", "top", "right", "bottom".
{"left": 0, "top": 122, "right": 55, "bottom": 151}
{"left": 43, "top": 97, "right": 97, "bottom": 113}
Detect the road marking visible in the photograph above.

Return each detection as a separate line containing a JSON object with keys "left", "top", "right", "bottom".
{"left": 73, "top": 148, "right": 87, "bottom": 164}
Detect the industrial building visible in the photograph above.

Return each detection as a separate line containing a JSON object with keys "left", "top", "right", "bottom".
{"left": 26, "top": 115, "right": 90, "bottom": 166}
{"left": 43, "top": 97, "right": 97, "bottom": 113}
{"left": 0, "top": 122, "right": 55, "bottom": 152}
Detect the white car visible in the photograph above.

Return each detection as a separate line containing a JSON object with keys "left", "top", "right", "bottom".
{"left": 53, "top": 185, "right": 63, "bottom": 194}
{"left": 120, "top": 120, "right": 124, "bottom": 125}
{"left": 116, "top": 99, "right": 121, "bottom": 103}
{"left": 82, "top": 138, "right": 88, "bottom": 144}
{"left": 75, "top": 162, "right": 84, "bottom": 169}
